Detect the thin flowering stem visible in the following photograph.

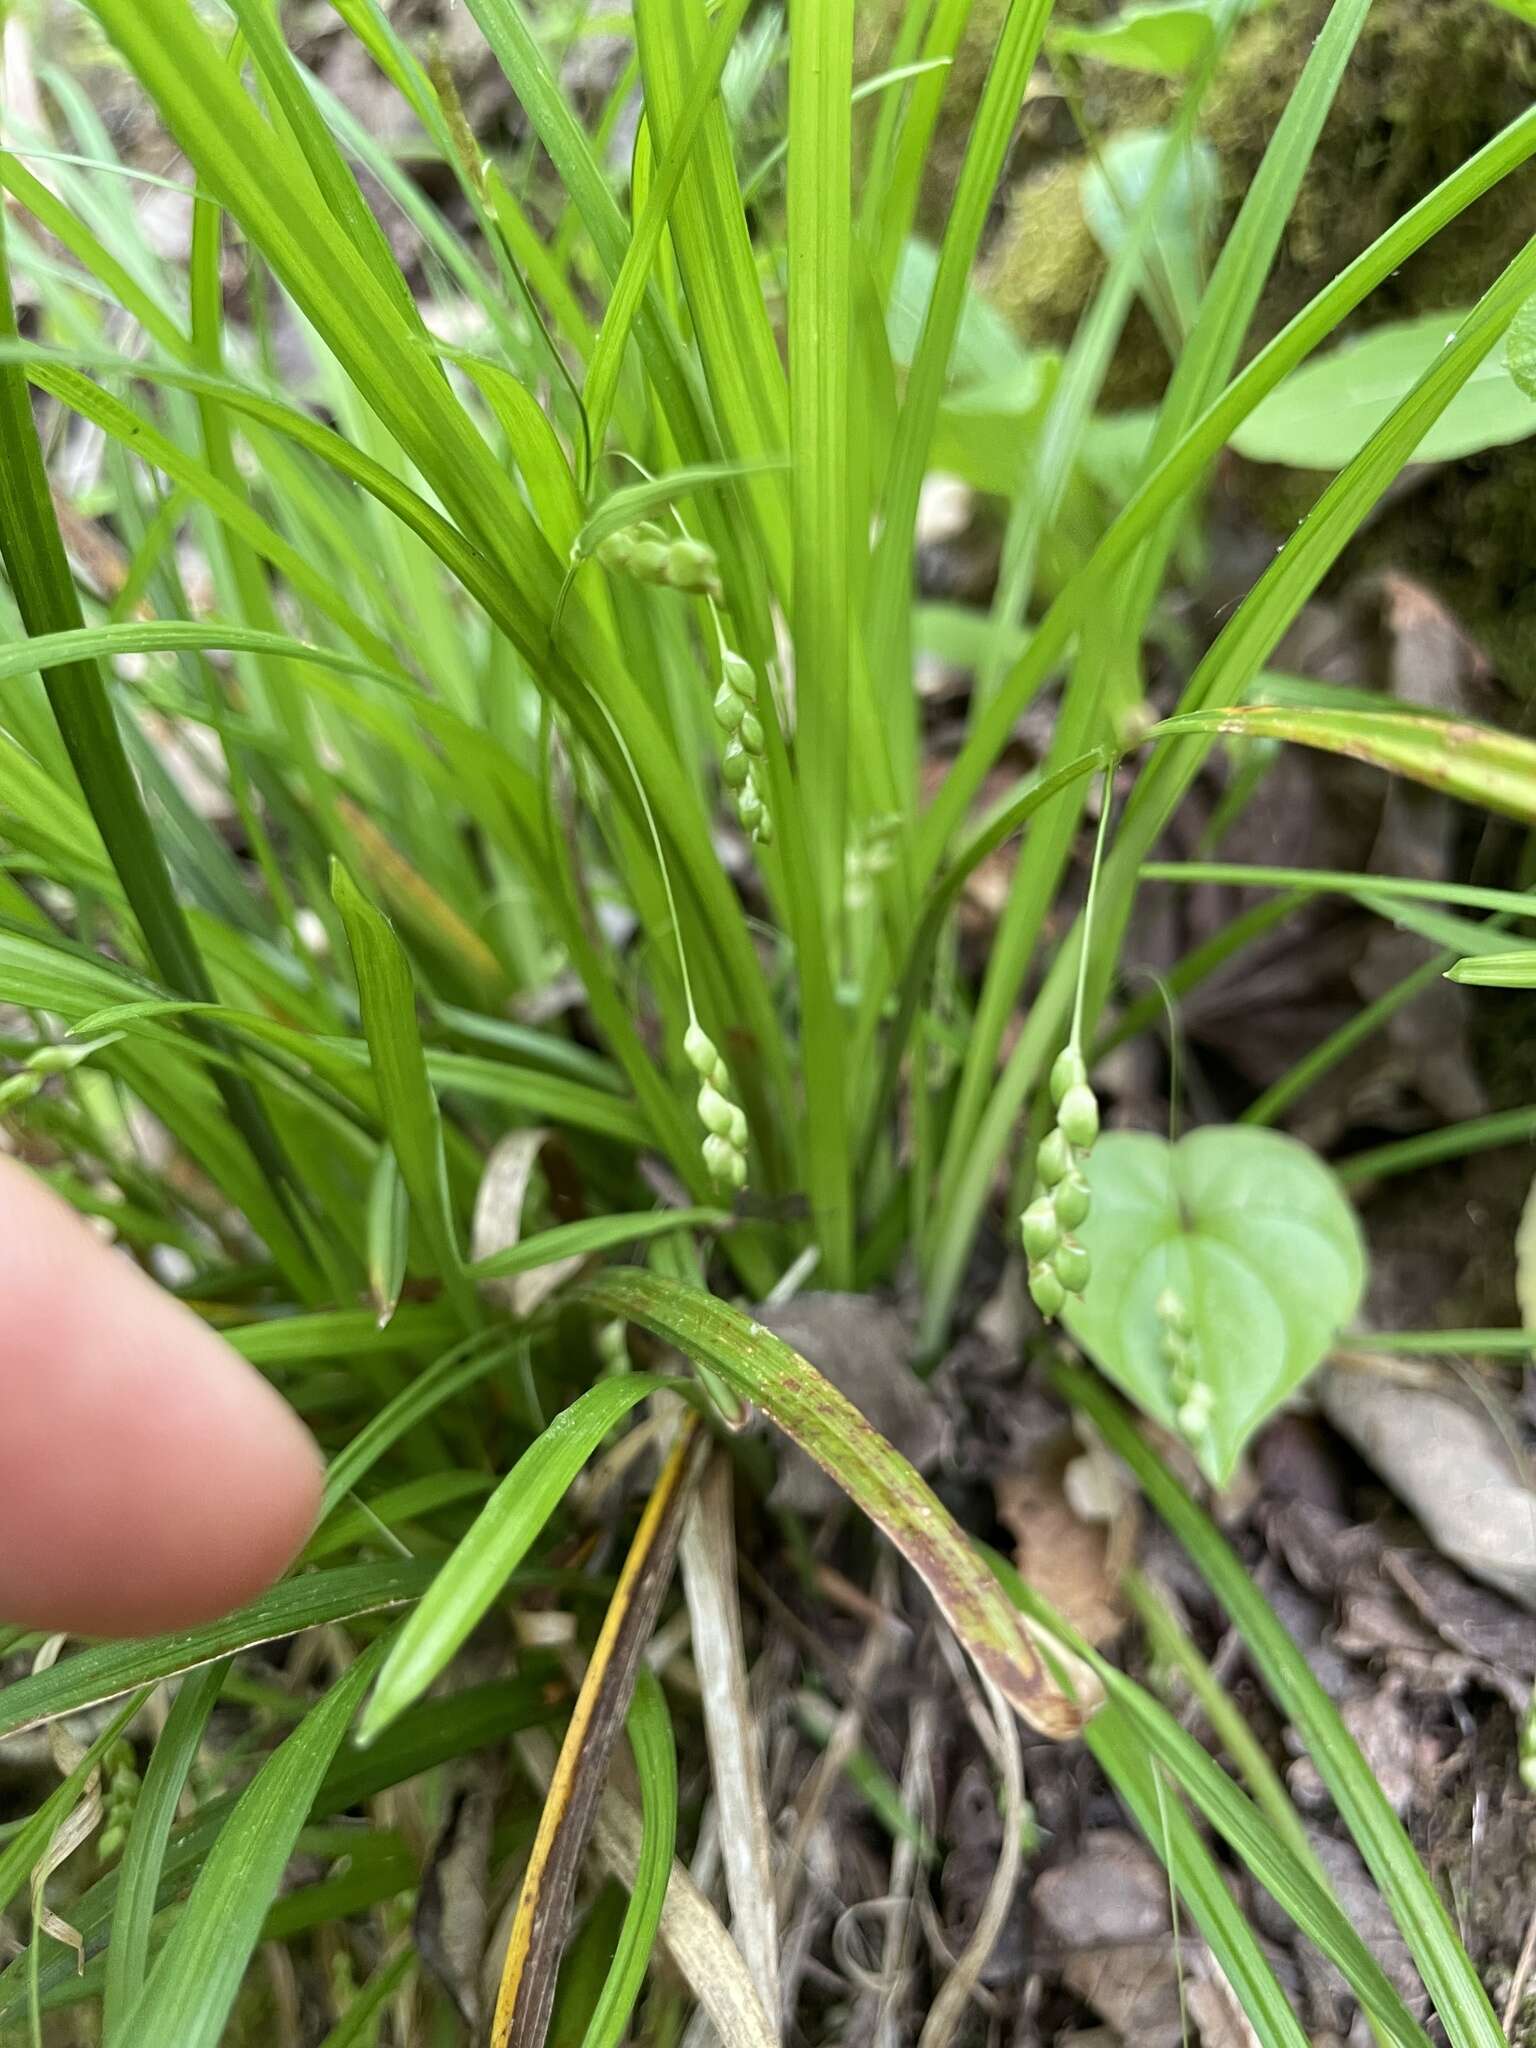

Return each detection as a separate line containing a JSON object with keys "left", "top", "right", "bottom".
{"left": 1070, "top": 758, "right": 1118, "bottom": 1059}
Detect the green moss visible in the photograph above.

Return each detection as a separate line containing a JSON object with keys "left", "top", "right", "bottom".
{"left": 980, "top": 154, "right": 1176, "bottom": 404}
{"left": 982, "top": 157, "right": 1101, "bottom": 345}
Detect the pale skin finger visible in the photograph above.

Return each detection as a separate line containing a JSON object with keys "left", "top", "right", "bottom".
{"left": 0, "top": 1154, "right": 324, "bottom": 1637}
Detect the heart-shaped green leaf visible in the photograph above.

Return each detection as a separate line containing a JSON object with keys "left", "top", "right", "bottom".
{"left": 1063, "top": 1127, "right": 1366, "bottom": 1485}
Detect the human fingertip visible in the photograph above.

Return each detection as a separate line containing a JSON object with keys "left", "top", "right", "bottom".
{"left": 0, "top": 1156, "right": 327, "bottom": 1637}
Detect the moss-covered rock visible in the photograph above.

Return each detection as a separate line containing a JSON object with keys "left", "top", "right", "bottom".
{"left": 1213, "top": 0, "right": 1536, "bottom": 688}
{"left": 1202, "top": 0, "right": 1536, "bottom": 336}
{"left": 970, "top": 0, "right": 1536, "bottom": 684}
{"left": 984, "top": 0, "right": 1536, "bottom": 358}
{"left": 980, "top": 150, "right": 1173, "bottom": 404}
{"left": 982, "top": 156, "right": 1101, "bottom": 342}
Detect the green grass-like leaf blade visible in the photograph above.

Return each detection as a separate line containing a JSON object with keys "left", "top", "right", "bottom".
{"left": 1155, "top": 702, "right": 1536, "bottom": 825}
{"left": 578, "top": 1669, "right": 677, "bottom": 2048}
{"left": 1446, "top": 950, "right": 1536, "bottom": 987}
{"left": 332, "top": 858, "right": 477, "bottom": 1324}
{"left": 102, "top": 1659, "right": 229, "bottom": 2042}
{"left": 113, "top": 1642, "right": 385, "bottom": 2048}
{"left": 571, "top": 1270, "right": 1087, "bottom": 1736}
{"left": 0, "top": 1563, "right": 432, "bottom": 1741}
{"left": 360, "top": 1375, "right": 685, "bottom": 1740}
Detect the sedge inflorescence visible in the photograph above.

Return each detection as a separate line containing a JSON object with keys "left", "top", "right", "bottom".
{"left": 684, "top": 1022, "right": 748, "bottom": 1191}
{"left": 1021, "top": 1046, "right": 1098, "bottom": 1321}
{"left": 713, "top": 651, "right": 773, "bottom": 846}
{"left": 596, "top": 520, "right": 723, "bottom": 602}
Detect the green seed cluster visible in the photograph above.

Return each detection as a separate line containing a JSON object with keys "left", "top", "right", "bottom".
{"left": 1156, "top": 1287, "right": 1212, "bottom": 1442}
{"left": 845, "top": 817, "right": 899, "bottom": 913}
{"left": 98, "top": 1737, "right": 141, "bottom": 1862}
{"left": 685, "top": 1022, "right": 748, "bottom": 1191}
{"left": 714, "top": 651, "right": 773, "bottom": 845}
{"left": 0, "top": 1038, "right": 105, "bottom": 1111}
{"left": 329, "top": 1948, "right": 360, "bottom": 2020}
{"left": 1022, "top": 1048, "right": 1098, "bottom": 1321}
{"left": 596, "top": 1316, "right": 630, "bottom": 1374}
{"left": 0, "top": 1066, "right": 42, "bottom": 1112}
{"left": 595, "top": 522, "right": 722, "bottom": 602}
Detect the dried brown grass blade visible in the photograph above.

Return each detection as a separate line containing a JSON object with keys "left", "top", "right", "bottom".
{"left": 515, "top": 1725, "right": 781, "bottom": 2048}
{"left": 491, "top": 1415, "right": 707, "bottom": 2048}
{"left": 680, "top": 1449, "right": 781, "bottom": 2020}
{"left": 471, "top": 1128, "right": 587, "bottom": 1316}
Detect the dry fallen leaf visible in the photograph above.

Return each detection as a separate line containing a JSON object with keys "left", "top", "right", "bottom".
{"left": 995, "top": 1434, "right": 1133, "bottom": 1648}
{"left": 1297, "top": 1830, "right": 1428, "bottom": 2025}
{"left": 514, "top": 1726, "right": 781, "bottom": 2048}
{"left": 1032, "top": 1831, "right": 1185, "bottom": 2048}
{"left": 1318, "top": 1366, "right": 1536, "bottom": 1611}
{"left": 1264, "top": 1496, "right": 1536, "bottom": 1709}
{"left": 1186, "top": 1969, "right": 1264, "bottom": 2048}
{"left": 679, "top": 1450, "right": 780, "bottom": 2023}
{"left": 414, "top": 1777, "right": 496, "bottom": 2029}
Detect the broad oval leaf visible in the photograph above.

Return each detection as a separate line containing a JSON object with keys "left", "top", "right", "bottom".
{"left": 1080, "top": 129, "right": 1221, "bottom": 319}
{"left": 1231, "top": 310, "right": 1536, "bottom": 468}
{"left": 886, "top": 238, "right": 1032, "bottom": 385}
{"left": 1051, "top": 4, "right": 1218, "bottom": 76}
{"left": 934, "top": 359, "right": 1060, "bottom": 496}
{"left": 1507, "top": 289, "right": 1536, "bottom": 399}
{"left": 1063, "top": 1127, "right": 1366, "bottom": 1485}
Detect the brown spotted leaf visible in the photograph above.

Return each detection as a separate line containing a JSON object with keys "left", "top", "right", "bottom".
{"left": 571, "top": 1270, "right": 1094, "bottom": 1737}
{"left": 1153, "top": 704, "right": 1536, "bottom": 826}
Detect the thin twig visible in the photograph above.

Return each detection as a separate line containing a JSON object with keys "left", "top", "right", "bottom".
{"left": 1504, "top": 1895, "right": 1536, "bottom": 2032}
{"left": 916, "top": 1674, "right": 1025, "bottom": 2048}
{"left": 778, "top": 1555, "right": 902, "bottom": 1923}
